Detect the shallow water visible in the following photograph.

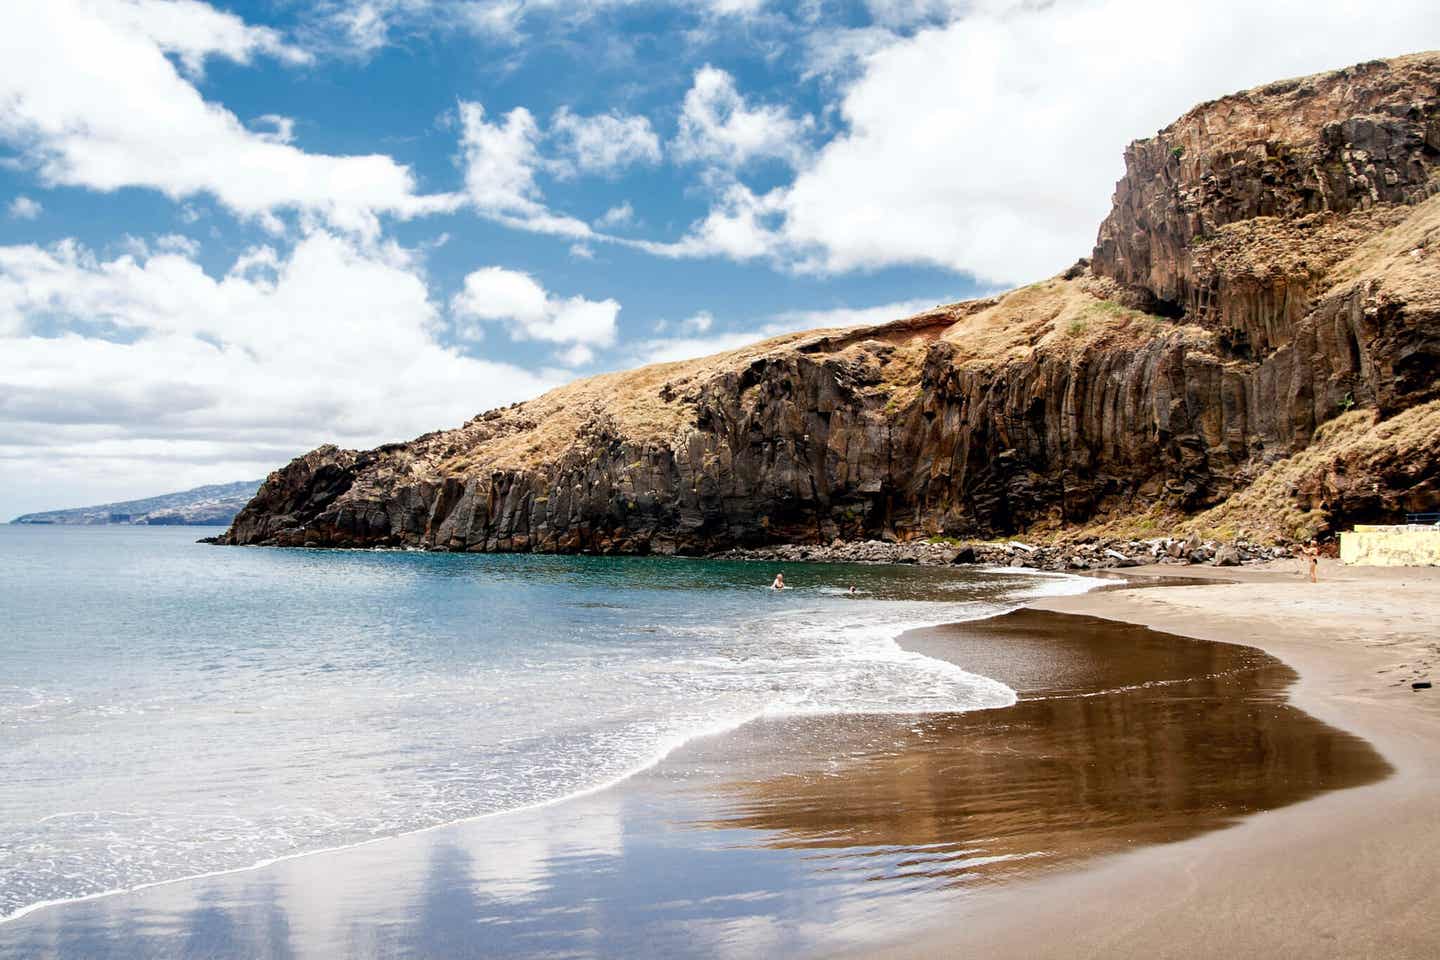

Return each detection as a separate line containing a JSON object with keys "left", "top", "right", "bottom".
{"left": 0, "top": 605, "right": 1389, "bottom": 959}
{"left": 0, "top": 525, "right": 1089, "bottom": 923}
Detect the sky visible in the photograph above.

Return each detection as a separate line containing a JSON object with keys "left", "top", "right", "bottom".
{"left": 2, "top": 1, "right": 1438, "bottom": 518}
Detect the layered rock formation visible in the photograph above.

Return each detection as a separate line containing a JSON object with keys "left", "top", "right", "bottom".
{"left": 223, "top": 53, "right": 1440, "bottom": 552}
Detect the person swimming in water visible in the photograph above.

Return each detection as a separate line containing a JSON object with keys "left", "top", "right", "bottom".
{"left": 771, "top": 572, "right": 786, "bottom": 590}
{"left": 847, "top": 584, "right": 857, "bottom": 594}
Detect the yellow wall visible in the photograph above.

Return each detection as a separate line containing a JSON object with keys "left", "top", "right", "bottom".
{"left": 1340, "top": 525, "right": 1440, "bottom": 566}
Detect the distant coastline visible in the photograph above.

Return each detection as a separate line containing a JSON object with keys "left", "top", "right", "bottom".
{"left": 10, "top": 479, "right": 262, "bottom": 527}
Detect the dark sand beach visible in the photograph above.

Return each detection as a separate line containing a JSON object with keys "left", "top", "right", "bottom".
{"left": 876, "top": 560, "right": 1440, "bottom": 959}
{"left": 2, "top": 563, "right": 1415, "bottom": 959}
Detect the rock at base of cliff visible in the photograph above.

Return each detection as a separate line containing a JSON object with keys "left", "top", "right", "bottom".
{"left": 1213, "top": 544, "right": 1242, "bottom": 566}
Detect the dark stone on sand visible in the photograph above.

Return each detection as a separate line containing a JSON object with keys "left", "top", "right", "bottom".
{"left": 1413, "top": 681, "right": 1432, "bottom": 690}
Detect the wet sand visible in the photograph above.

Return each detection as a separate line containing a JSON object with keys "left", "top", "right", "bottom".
{"left": 875, "top": 559, "right": 1440, "bottom": 959}
{"left": 0, "top": 564, "right": 1417, "bottom": 958}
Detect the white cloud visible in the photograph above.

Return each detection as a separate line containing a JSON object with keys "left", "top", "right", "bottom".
{"left": 451, "top": 265, "right": 619, "bottom": 364}
{"left": 554, "top": 342, "right": 595, "bottom": 367}
{"left": 680, "top": 310, "right": 712, "bottom": 333}
{"left": 0, "top": 0, "right": 455, "bottom": 238}
{"left": 250, "top": 113, "right": 297, "bottom": 144}
{"left": 632, "top": 296, "right": 937, "bottom": 364}
{"left": 460, "top": 1, "right": 525, "bottom": 41}
{"left": 773, "top": 0, "right": 1440, "bottom": 284}
{"left": 672, "top": 65, "right": 812, "bottom": 169}
{"left": 331, "top": 0, "right": 393, "bottom": 54}
{"left": 8, "top": 196, "right": 42, "bottom": 220}
{"left": 633, "top": 182, "right": 785, "bottom": 261}
{"left": 550, "top": 107, "right": 661, "bottom": 177}
{"left": 154, "top": 233, "right": 200, "bottom": 256}
{"left": 313, "top": 0, "right": 769, "bottom": 55}
{"left": 860, "top": 0, "right": 962, "bottom": 28}
{"left": 651, "top": 309, "right": 712, "bottom": 334}
{"left": 798, "top": 25, "right": 896, "bottom": 82}
{"left": 596, "top": 201, "right": 635, "bottom": 229}
{"left": 98, "top": 0, "right": 313, "bottom": 76}
{"left": 0, "top": 232, "right": 557, "bottom": 517}
{"left": 455, "top": 100, "right": 595, "bottom": 238}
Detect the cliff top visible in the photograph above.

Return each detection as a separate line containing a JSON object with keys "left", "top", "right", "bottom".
{"left": 369, "top": 270, "right": 1202, "bottom": 485}
{"left": 1157, "top": 51, "right": 1440, "bottom": 159}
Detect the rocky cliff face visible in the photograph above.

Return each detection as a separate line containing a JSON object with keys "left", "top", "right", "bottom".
{"left": 223, "top": 53, "right": 1440, "bottom": 552}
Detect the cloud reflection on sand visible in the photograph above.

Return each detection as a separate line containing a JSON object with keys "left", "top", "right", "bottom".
{"left": 0, "top": 611, "right": 1389, "bottom": 959}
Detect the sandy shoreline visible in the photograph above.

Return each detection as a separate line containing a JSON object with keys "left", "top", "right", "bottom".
{"left": 877, "top": 559, "right": 1440, "bottom": 959}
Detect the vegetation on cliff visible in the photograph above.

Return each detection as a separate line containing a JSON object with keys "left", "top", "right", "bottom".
{"left": 223, "top": 53, "right": 1440, "bottom": 552}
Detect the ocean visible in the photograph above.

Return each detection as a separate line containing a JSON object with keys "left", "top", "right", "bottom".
{"left": 0, "top": 524, "right": 1097, "bottom": 924}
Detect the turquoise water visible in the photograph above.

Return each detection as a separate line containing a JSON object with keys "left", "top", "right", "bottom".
{"left": 0, "top": 525, "right": 1095, "bottom": 923}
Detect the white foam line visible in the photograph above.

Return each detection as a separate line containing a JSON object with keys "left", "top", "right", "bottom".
{"left": 1, "top": 567, "right": 1104, "bottom": 930}
{"left": 0, "top": 702, "right": 797, "bottom": 929}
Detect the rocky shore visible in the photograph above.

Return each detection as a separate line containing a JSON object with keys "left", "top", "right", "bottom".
{"left": 713, "top": 534, "right": 1291, "bottom": 572}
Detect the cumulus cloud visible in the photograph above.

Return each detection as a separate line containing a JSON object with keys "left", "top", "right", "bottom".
{"left": 0, "top": 0, "right": 456, "bottom": 238}
{"left": 679, "top": 310, "right": 712, "bottom": 333}
{"left": 98, "top": 0, "right": 313, "bottom": 75}
{"left": 250, "top": 113, "right": 297, "bottom": 144}
{"left": 451, "top": 265, "right": 619, "bottom": 364}
{"left": 596, "top": 202, "right": 636, "bottom": 229}
{"left": 633, "top": 0, "right": 1440, "bottom": 284}
{"left": 549, "top": 107, "right": 662, "bottom": 177}
{"left": 7, "top": 196, "right": 42, "bottom": 220}
{"left": 672, "top": 65, "right": 812, "bottom": 170}
{"left": 455, "top": 101, "right": 595, "bottom": 238}
{"left": 633, "top": 182, "right": 786, "bottom": 261}
{"left": 775, "top": 0, "right": 1440, "bottom": 284}
{"left": 0, "top": 232, "right": 557, "bottom": 516}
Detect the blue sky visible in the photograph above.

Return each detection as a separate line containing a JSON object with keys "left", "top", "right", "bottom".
{"left": 3, "top": 0, "right": 1438, "bottom": 517}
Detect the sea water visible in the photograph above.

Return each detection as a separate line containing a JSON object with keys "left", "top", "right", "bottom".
{"left": 0, "top": 524, "right": 1096, "bottom": 923}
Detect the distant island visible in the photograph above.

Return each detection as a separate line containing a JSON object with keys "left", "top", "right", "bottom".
{"left": 11, "top": 480, "right": 264, "bottom": 526}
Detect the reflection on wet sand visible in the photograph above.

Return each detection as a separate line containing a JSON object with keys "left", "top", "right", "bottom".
{"left": 0, "top": 612, "right": 1390, "bottom": 959}
{"left": 688, "top": 610, "right": 1391, "bottom": 889}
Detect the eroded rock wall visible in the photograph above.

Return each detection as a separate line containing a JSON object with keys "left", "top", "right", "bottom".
{"left": 223, "top": 54, "right": 1440, "bottom": 552}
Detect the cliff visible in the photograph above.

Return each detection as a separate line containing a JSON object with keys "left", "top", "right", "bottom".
{"left": 222, "top": 53, "right": 1440, "bottom": 552}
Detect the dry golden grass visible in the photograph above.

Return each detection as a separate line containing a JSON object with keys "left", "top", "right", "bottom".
{"left": 940, "top": 275, "right": 1199, "bottom": 364}
{"left": 1160, "top": 52, "right": 1440, "bottom": 159}
{"left": 421, "top": 310, "right": 961, "bottom": 477}
{"left": 1321, "top": 191, "right": 1440, "bottom": 309}
{"left": 410, "top": 274, "right": 1196, "bottom": 482}
{"left": 1188, "top": 411, "right": 1376, "bottom": 543}
{"left": 1193, "top": 205, "right": 1413, "bottom": 287}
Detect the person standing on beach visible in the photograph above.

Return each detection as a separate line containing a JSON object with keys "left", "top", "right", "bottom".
{"left": 1306, "top": 541, "right": 1320, "bottom": 583}
{"left": 771, "top": 572, "right": 786, "bottom": 590}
